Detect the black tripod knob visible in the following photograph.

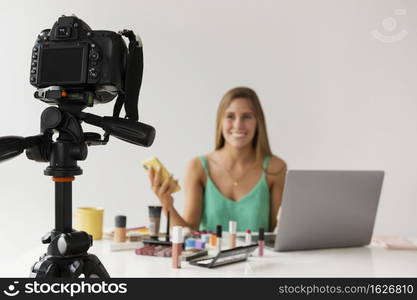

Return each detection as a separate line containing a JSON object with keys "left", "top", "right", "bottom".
{"left": 41, "top": 107, "right": 62, "bottom": 130}
{"left": 57, "top": 231, "right": 92, "bottom": 256}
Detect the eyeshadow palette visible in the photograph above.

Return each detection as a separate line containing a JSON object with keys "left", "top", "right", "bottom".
{"left": 188, "top": 244, "right": 258, "bottom": 268}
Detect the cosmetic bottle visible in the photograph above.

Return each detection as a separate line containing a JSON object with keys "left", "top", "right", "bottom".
{"left": 114, "top": 215, "right": 127, "bottom": 243}
{"left": 148, "top": 206, "right": 162, "bottom": 239}
{"left": 229, "top": 221, "right": 237, "bottom": 249}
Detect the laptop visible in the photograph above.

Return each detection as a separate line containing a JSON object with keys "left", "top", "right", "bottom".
{"left": 268, "top": 170, "right": 384, "bottom": 251}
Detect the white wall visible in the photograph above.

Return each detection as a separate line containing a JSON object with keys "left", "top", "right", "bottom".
{"left": 0, "top": 0, "right": 416, "bottom": 264}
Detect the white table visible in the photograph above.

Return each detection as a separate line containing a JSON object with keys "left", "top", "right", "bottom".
{"left": 2, "top": 238, "right": 417, "bottom": 277}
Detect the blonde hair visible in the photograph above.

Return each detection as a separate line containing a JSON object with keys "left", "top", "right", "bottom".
{"left": 215, "top": 87, "right": 272, "bottom": 161}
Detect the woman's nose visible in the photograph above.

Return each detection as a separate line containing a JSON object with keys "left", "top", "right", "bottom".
{"left": 233, "top": 117, "right": 244, "bottom": 129}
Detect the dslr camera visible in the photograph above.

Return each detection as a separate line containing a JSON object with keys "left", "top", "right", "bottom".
{"left": 30, "top": 15, "right": 142, "bottom": 114}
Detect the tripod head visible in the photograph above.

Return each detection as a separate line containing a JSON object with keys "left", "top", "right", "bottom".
{"left": 0, "top": 104, "right": 155, "bottom": 167}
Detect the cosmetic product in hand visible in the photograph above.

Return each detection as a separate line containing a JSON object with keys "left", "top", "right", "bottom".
{"left": 172, "top": 226, "right": 183, "bottom": 269}
{"left": 216, "top": 225, "right": 222, "bottom": 252}
{"left": 141, "top": 157, "right": 181, "bottom": 192}
{"left": 245, "top": 229, "right": 252, "bottom": 245}
{"left": 229, "top": 221, "right": 237, "bottom": 249}
{"left": 148, "top": 206, "right": 162, "bottom": 239}
{"left": 114, "top": 215, "right": 127, "bottom": 243}
{"left": 258, "top": 228, "right": 265, "bottom": 256}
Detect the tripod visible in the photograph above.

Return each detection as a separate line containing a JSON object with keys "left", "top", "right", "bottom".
{"left": 0, "top": 103, "right": 155, "bottom": 278}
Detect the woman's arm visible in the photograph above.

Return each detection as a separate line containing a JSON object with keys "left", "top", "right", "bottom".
{"left": 182, "top": 157, "right": 205, "bottom": 230}
{"left": 148, "top": 157, "right": 204, "bottom": 230}
{"left": 268, "top": 156, "right": 287, "bottom": 231}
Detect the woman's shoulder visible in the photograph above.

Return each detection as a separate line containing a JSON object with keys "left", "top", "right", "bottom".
{"left": 187, "top": 153, "right": 213, "bottom": 168}
{"left": 266, "top": 154, "right": 287, "bottom": 175}
{"left": 185, "top": 154, "right": 212, "bottom": 178}
{"left": 186, "top": 156, "right": 204, "bottom": 171}
{"left": 191, "top": 151, "right": 219, "bottom": 166}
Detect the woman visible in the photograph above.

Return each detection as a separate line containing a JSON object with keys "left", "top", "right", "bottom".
{"left": 148, "top": 87, "right": 287, "bottom": 232}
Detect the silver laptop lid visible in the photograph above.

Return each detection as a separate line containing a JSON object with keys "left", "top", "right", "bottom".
{"left": 275, "top": 170, "right": 384, "bottom": 251}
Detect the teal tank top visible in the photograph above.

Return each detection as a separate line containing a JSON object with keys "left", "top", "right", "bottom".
{"left": 198, "top": 156, "right": 271, "bottom": 232}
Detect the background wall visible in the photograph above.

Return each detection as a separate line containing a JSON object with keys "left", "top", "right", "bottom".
{"left": 0, "top": 0, "right": 416, "bottom": 266}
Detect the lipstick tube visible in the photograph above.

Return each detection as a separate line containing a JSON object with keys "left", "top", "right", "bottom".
{"left": 229, "top": 221, "right": 237, "bottom": 249}
{"left": 216, "top": 225, "right": 222, "bottom": 252}
{"left": 172, "top": 226, "right": 183, "bottom": 269}
{"left": 258, "top": 228, "right": 265, "bottom": 256}
{"left": 245, "top": 229, "right": 252, "bottom": 245}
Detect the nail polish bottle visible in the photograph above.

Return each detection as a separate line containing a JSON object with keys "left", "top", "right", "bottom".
{"left": 245, "top": 229, "right": 252, "bottom": 245}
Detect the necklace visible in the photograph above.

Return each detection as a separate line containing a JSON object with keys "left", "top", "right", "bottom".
{"left": 209, "top": 156, "right": 259, "bottom": 187}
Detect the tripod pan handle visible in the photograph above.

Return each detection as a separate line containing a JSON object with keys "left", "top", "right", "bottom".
{"left": 0, "top": 136, "right": 25, "bottom": 162}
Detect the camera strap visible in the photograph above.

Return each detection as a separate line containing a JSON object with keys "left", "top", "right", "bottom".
{"left": 113, "top": 30, "right": 143, "bottom": 121}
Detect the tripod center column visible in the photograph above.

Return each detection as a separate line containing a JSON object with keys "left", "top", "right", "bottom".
{"left": 53, "top": 177, "right": 75, "bottom": 234}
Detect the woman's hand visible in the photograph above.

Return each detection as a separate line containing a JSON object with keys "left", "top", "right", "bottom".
{"left": 148, "top": 167, "right": 178, "bottom": 210}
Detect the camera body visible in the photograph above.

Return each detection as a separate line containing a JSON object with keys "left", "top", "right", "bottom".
{"left": 30, "top": 15, "right": 128, "bottom": 104}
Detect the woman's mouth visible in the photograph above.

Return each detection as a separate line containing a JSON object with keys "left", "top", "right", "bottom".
{"left": 231, "top": 132, "right": 246, "bottom": 138}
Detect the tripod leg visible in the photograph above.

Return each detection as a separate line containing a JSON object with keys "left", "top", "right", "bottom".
{"left": 82, "top": 254, "right": 110, "bottom": 278}
{"left": 30, "top": 259, "right": 60, "bottom": 278}
{"left": 68, "top": 259, "right": 85, "bottom": 278}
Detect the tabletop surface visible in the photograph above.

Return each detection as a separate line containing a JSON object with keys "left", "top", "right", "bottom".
{"left": 2, "top": 237, "right": 417, "bottom": 277}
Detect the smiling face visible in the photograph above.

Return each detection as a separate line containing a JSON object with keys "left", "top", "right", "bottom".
{"left": 221, "top": 98, "right": 257, "bottom": 149}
